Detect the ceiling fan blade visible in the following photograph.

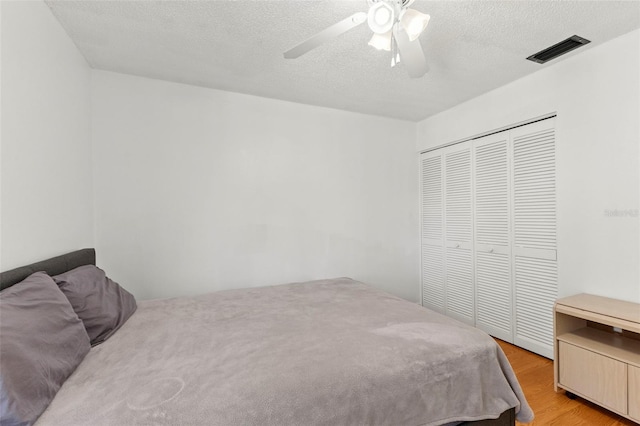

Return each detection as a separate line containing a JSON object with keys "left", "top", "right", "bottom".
{"left": 284, "top": 12, "right": 367, "bottom": 59}
{"left": 393, "top": 25, "right": 429, "bottom": 78}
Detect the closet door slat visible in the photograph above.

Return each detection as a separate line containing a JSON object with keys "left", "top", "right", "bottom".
{"left": 444, "top": 143, "right": 474, "bottom": 325}
{"left": 513, "top": 127, "right": 557, "bottom": 251}
{"left": 476, "top": 251, "right": 512, "bottom": 341}
{"left": 513, "top": 256, "right": 557, "bottom": 358}
{"left": 512, "top": 118, "right": 557, "bottom": 359}
{"left": 474, "top": 133, "right": 513, "bottom": 342}
{"left": 421, "top": 152, "right": 445, "bottom": 312}
{"left": 422, "top": 244, "right": 445, "bottom": 312}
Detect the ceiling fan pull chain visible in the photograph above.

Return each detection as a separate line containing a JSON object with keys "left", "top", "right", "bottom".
{"left": 391, "top": 32, "right": 397, "bottom": 67}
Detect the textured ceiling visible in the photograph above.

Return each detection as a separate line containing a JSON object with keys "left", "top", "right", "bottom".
{"left": 46, "top": 1, "right": 640, "bottom": 122}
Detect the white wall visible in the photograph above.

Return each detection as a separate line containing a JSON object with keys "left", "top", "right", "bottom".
{"left": 417, "top": 30, "right": 640, "bottom": 302}
{"left": 8, "top": 0, "right": 634, "bottom": 306}
{"left": 0, "top": 1, "right": 93, "bottom": 270}
{"left": 91, "top": 71, "right": 419, "bottom": 301}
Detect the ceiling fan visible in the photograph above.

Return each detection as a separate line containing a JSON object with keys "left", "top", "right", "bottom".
{"left": 283, "top": 0, "right": 431, "bottom": 78}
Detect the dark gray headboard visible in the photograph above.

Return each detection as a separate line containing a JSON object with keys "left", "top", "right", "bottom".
{"left": 0, "top": 248, "right": 96, "bottom": 291}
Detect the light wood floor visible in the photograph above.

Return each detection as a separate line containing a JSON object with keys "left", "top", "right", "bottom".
{"left": 496, "top": 339, "right": 636, "bottom": 426}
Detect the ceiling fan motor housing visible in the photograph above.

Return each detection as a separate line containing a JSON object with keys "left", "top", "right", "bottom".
{"left": 367, "top": 0, "right": 405, "bottom": 34}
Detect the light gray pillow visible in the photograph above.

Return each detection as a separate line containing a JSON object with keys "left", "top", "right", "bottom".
{"left": 53, "top": 265, "right": 137, "bottom": 346}
{"left": 0, "top": 272, "right": 91, "bottom": 426}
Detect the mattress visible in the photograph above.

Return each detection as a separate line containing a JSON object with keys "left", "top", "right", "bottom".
{"left": 36, "top": 278, "right": 533, "bottom": 425}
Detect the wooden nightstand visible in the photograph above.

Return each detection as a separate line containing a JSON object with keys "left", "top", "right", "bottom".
{"left": 554, "top": 293, "right": 640, "bottom": 423}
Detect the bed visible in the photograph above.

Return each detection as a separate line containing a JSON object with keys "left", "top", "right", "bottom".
{"left": 0, "top": 249, "right": 533, "bottom": 426}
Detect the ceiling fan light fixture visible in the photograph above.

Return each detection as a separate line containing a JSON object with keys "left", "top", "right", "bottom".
{"left": 368, "top": 2, "right": 395, "bottom": 34}
{"left": 368, "top": 31, "right": 392, "bottom": 51}
{"left": 401, "top": 9, "right": 430, "bottom": 41}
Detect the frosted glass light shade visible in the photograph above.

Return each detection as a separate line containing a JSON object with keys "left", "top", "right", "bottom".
{"left": 368, "top": 2, "right": 395, "bottom": 34}
{"left": 368, "top": 31, "right": 392, "bottom": 51}
{"left": 401, "top": 9, "right": 430, "bottom": 41}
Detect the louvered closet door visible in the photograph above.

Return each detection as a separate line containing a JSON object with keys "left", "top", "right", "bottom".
{"left": 421, "top": 150, "right": 445, "bottom": 313}
{"left": 511, "top": 118, "right": 557, "bottom": 359}
{"left": 473, "top": 132, "right": 513, "bottom": 342}
{"left": 443, "top": 142, "right": 474, "bottom": 325}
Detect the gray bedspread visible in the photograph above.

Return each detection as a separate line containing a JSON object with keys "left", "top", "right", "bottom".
{"left": 36, "top": 278, "right": 533, "bottom": 426}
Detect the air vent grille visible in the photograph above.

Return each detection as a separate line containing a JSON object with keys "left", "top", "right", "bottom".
{"left": 527, "top": 35, "right": 590, "bottom": 64}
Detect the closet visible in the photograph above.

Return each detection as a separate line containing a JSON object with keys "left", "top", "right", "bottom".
{"left": 420, "top": 117, "right": 557, "bottom": 358}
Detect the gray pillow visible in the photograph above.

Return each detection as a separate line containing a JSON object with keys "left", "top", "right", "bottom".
{"left": 0, "top": 272, "right": 91, "bottom": 426}
{"left": 53, "top": 265, "right": 137, "bottom": 346}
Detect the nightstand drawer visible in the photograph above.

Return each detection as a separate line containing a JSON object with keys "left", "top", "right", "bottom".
{"left": 559, "top": 341, "right": 627, "bottom": 414}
